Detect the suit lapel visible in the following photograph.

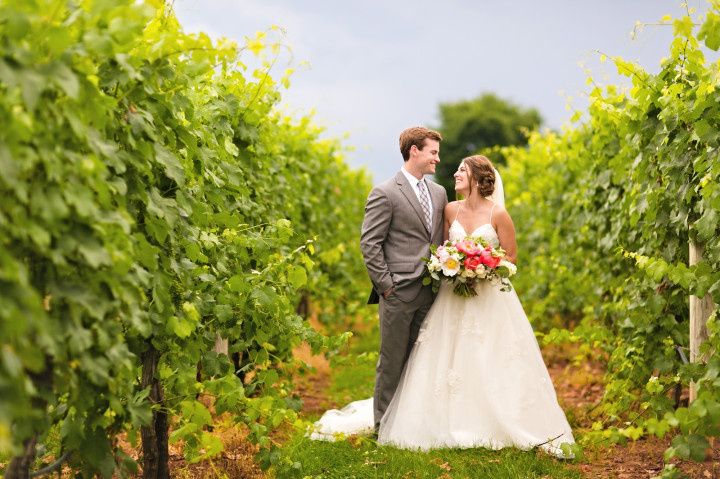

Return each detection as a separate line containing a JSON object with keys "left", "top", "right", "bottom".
{"left": 429, "top": 182, "right": 444, "bottom": 228}
{"left": 396, "top": 171, "right": 431, "bottom": 235}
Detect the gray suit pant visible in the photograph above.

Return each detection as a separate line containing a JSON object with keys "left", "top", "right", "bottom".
{"left": 374, "top": 285, "right": 434, "bottom": 428}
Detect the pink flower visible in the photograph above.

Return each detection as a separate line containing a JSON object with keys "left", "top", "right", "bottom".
{"left": 456, "top": 239, "right": 481, "bottom": 256}
{"left": 464, "top": 255, "right": 483, "bottom": 270}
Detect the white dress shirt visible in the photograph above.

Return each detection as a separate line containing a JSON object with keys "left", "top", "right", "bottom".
{"left": 401, "top": 166, "right": 433, "bottom": 225}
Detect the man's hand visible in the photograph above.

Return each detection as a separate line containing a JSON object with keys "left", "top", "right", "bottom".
{"left": 383, "top": 286, "right": 395, "bottom": 299}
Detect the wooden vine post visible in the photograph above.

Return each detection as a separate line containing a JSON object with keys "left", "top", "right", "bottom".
{"left": 689, "top": 239, "right": 713, "bottom": 402}
{"left": 214, "top": 334, "right": 229, "bottom": 355}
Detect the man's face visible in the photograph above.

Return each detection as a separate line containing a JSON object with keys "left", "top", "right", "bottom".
{"left": 410, "top": 139, "right": 440, "bottom": 175}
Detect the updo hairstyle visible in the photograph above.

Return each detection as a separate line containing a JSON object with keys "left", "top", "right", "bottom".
{"left": 462, "top": 155, "right": 495, "bottom": 197}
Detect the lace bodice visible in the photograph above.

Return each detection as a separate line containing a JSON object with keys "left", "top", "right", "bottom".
{"left": 448, "top": 220, "right": 500, "bottom": 248}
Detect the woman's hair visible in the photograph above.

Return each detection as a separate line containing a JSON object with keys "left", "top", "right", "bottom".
{"left": 462, "top": 155, "right": 495, "bottom": 197}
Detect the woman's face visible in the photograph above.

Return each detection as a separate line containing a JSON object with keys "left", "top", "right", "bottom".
{"left": 453, "top": 161, "right": 472, "bottom": 194}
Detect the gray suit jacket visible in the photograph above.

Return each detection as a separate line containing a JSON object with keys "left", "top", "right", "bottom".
{"left": 360, "top": 171, "right": 448, "bottom": 303}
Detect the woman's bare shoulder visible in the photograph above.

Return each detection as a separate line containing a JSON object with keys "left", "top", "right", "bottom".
{"left": 445, "top": 200, "right": 462, "bottom": 216}
{"left": 492, "top": 204, "right": 514, "bottom": 224}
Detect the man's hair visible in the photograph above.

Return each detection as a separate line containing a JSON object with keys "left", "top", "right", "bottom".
{"left": 399, "top": 127, "right": 442, "bottom": 161}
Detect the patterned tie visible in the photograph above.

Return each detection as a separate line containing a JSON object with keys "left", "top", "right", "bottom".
{"left": 417, "top": 180, "right": 432, "bottom": 230}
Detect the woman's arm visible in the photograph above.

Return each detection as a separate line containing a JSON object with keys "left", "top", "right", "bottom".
{"left": 494, "top": 207, "right": 517, "bottom": 264}
{"left": 443, "top": 201, "right": 458, "bottom": 243}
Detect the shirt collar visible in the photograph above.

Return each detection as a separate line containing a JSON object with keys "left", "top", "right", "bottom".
{"left": 401, "top": 166, "right": 424, "bottom": 186}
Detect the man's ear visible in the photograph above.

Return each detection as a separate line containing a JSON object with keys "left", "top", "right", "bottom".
{"left": 409, "top": 144, "right": 418, "bottom": 156}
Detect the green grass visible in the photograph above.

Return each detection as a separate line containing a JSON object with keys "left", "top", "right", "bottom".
{"left": 325, "top": 323, "right": 379, "bottom": 407}
{"left": 276, "top": 318, "right": 581, "bottom": 479}
{"left": 277, "top": 435, "right": 579, "bottom": 479}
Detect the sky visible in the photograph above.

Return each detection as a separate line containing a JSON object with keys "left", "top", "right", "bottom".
{"left": 173, "top": 1, "right": 712, "bottom": 184}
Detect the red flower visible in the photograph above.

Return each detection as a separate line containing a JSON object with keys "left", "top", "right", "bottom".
{"left": 479, "top": 250, "right": 501, "bottom": 268}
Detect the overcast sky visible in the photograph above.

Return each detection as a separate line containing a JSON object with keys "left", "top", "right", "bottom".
{"left": 174, "top": 1, "right": 711, "bottom": 184}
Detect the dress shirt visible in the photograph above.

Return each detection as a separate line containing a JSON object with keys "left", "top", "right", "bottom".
{"left": 401, "top": 166, "right": 433, "bottom": 214}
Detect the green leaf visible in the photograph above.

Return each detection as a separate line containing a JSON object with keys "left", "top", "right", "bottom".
{"left": 646, "top": 418, "right": 671, "bottom": 438}
{"left": 0, "top": 144, "right": 19, "bottom": 183}
{"left": 287, "top": 266, "right": 307, "bottom": 289}
{"left": 1, "top": 345, "right": 23, "bottom": 378}
{"left": 227, "top": 274, "right": 247, "bottom": 293}
{"left": 251, "top": 286, "right": 277, "bottom": 308}
{"left": 145, "top": 214, "right": 171, "bottom": 244}
{"left": 19, "top": 68, "right": 45, "bottom": 110}
{"left": 182, "top": 302, "right": 200, "bottom": 322}
{"left": 695, "top": 209, "right": 718, "bottom": 241}
{"left": 190, "top": 432, "right": 223, "bottom": 462}
{"left": 670, "top": 434, "right": 710, "bottom": 462}
{"left": 147, "top": 188, "right": 179, "bottom": 226}
{"left": 168, "top": 315, "right": 196, "bottom": 338}
{"left": 180, "top": 400, "right": 213, "bottom": 427}
{"left": 154, "top": 143, "right": 185, "bottom": 186}
{"left": 3, "top": 10, "right": 30, "bottom": 40}
{"left": 77, "top": 237, "right": 111, "bottom": 268}
{"left": 673, "top": 16, "right": 695, "bottom": 38}
{"left": 698, "top": 11, "right": 720, "bottom": 50}
{"left": 81, "top": 428, "right": 116, "bottom": 478}
{"left": 48, "top": 62, "right": 80, "bottom": 99}
{"left": 134, "top": 234, "right": 159, "bottom": 270}
{"left": 214, "top": 304, "right": 233, "bottom": 322}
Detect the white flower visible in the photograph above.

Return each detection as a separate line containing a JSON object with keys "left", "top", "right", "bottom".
{"left": 460, "top": 268, "right": 476, "bottom": 278}
{"left": 499, "top": 259, "right": 517, "bottom": 275}
{"left": 428, "top": 256, "right": 442, "bottom": 272}
{"left": 441, "top": 255, "right": 461, "bottom": 277}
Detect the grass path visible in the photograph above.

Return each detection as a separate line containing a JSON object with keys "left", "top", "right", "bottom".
{"left": 168, "top": 314, "right": 717, "bottom": 479}
{"left": 282, "top": 314, "right": 720, "bottom": 479}
{"left": 277, "top": 318, "right": 585, "bottom": 479}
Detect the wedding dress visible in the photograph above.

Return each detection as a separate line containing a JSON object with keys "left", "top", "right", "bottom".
{"left": 377, "top": 219, "right": 574, "bottom": 456}
{"left": 311, "top": 174, "right": 574, "bottom": 458}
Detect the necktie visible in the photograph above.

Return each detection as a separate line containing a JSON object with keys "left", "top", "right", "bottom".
{"left": 417, "top": 180, "right": 432, "bottom": 230}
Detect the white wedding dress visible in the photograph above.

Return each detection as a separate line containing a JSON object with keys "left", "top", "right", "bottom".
{"left": 312, "top": 185, "right": 574, "bottom": 458}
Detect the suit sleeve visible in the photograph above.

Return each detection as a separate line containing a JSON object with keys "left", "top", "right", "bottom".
{"left": 360, "top": 187, "right": 394, "bottom": 294}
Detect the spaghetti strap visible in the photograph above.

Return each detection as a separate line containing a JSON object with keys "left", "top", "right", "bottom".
{"left": 453, "top": 201, "right": 463, "bottom": 222}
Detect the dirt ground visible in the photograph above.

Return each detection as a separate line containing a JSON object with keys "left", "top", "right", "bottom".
{"left": 20, "top": 328, "right": 716, "bottom": 479}
{"left": 291, "top": 339, "right": 720, "bottom": 479}
{"left": 543, "top": 344, "right": 719, "bottom": 479}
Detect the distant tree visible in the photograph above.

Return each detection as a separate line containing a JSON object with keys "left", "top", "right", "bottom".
{"left": 435, "top": 93, "right": 542, "bottom": 192}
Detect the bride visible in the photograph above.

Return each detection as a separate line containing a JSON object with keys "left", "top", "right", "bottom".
{"left": 311, "top": 155, "right": 575, "bottom": 458}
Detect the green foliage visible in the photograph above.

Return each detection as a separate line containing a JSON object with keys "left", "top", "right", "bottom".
{"left": 434, "top": 93, "right": 542, "bottom": 192}
{"left": 500, "top": 3, "right": 720, "bottom": 474}
{"left": 0, "top": 0, "right": 370, "bottom": 475}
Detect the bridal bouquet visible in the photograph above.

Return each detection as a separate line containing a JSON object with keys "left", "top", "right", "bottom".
{"left": 423, "top": 236, "right": 516, "bottom": 296}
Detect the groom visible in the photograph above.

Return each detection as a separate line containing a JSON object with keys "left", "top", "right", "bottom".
{"left": 360, "top": 126, "right": 448, "bottom": 431}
